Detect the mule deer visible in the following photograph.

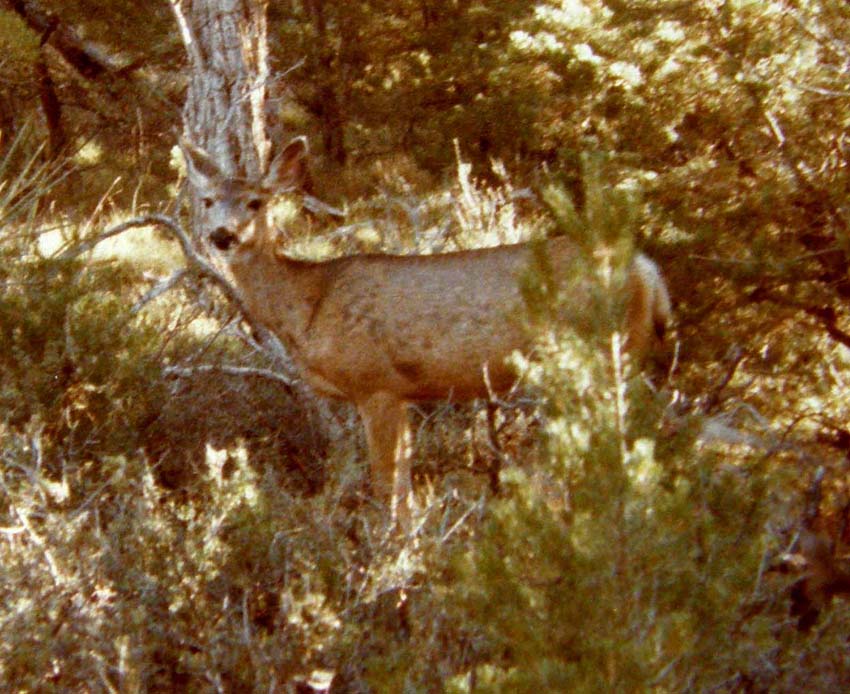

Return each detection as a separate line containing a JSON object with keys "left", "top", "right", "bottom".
{"left": 786, "top": 529, "right": 850, "bottom": 631}
{"left": 180, "top": 136, "right": 672, "bottom": 528}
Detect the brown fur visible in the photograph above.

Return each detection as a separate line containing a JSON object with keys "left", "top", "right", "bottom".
{"left": 180, "top": 136, "right": 672, "bottom": 528}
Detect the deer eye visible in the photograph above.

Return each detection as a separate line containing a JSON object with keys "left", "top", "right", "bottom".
{"left": 201, "top": 197, "right": 214, "bottom": 209}
{"left": 247, "top": 198, "right": 263, "bottom": 212}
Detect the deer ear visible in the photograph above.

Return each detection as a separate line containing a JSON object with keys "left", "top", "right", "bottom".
{"left": 265, "top": 136, "right": 308, "bottom": 191}
{"left": 179, "top": 137, "right": 222, "bottom": 188}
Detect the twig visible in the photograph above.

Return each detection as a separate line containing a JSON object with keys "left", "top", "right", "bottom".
{"left": 762, "top": 109, "right": 785, "bottom": 147}
{"left": 131, "top": 268, "right": 188, "bottom": 314}
{"left": 440, "top": 496, "right": 486, "bottom": 544}
{"left": 163, "top": 363, "right": 296, "bottom": 391}
{"left": 751, "top": 537, "right": 771, "bottom": 601}
{"left": 63, "top": 213, "right": 339, "bottom": 438}
{"left": 700, "top": 345, "right": 745, "bottom": 414}
{"left": 791, "top": 83, "right": 850, "bottom": 98}
{"left": 0, "top": 472, "right": 65, "bottom": 585}
{"left": 482, "top": 364, "right": 510, "bottom": 493}
{"left": 750, "top": 286, "right": 850, "bottom": 350}
{"left": 61, "top": 213, "right": 278, "bottom": 356}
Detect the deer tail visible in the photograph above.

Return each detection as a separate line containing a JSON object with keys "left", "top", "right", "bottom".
{"left": 625, "top": 255, "right": 672, "bottom": 358}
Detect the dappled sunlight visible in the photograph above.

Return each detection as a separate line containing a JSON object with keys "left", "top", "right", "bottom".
{"left": 88, "top": 223, "right": 184, "bottom": 273}
{"left": 37, "top": 218, "right": 184, "bottom": 274}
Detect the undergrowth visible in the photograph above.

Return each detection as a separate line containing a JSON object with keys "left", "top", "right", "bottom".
{"left": 1, "top": 148, "right": 848, "bottom": 692}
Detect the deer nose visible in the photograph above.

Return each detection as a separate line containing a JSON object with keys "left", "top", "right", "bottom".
{"left": 209, "top": 227, "right": 237, "bottom": 251}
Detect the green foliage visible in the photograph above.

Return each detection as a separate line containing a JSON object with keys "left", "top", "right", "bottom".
{"left": 0, "top": 244, "right": 162, "bottom": 468}
{"left": 523, "top": 162, "right": 636, "bottom": 351}
{"left": 0, "top": 10, "right": 38, "bottom": 61}
{"left": 0, "top": 438, "right": 343, "bottom": 691}
{"left": 441, "top": 181, "right": 824, "bottom": 692}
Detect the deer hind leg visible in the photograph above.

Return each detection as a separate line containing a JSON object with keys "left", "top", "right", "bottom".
{"left": 357, "top": 392, "right": 412, "bottom": 528}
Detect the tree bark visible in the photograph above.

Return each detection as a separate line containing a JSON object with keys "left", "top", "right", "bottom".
{"left": 35, "top": 53, "right": 64, "bottom": 157}
{"left": 170, "top": 0, "right": 271, "bottom": 181}
{"left": 168, "top": 0, "right": 341, "bottom": 440}
{"left": 304, "top": 0, "right": 347, "bottom": 165}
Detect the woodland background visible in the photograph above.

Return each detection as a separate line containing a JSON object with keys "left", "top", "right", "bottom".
{"left": 2, "top": 0, "right": 850, "bottom": 691}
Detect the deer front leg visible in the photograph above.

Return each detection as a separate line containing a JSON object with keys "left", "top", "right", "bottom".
{"left": 357, "top": 392, "right": 412, "bottom": 529}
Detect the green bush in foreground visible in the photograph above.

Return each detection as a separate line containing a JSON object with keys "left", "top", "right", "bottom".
{"left": 440, "top": 178, "right": 846, "bottom": 693}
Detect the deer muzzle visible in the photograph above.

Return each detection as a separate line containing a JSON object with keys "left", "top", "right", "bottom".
{"left": 209, "top": 227, "right": 238, "bottom": 251}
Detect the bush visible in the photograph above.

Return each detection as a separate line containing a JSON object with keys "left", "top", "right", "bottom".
{"left": 439, "top": 173, "right": 826, "bottom": 692}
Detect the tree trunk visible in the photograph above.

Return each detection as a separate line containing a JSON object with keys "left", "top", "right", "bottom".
{"left": 36, "top": 53, "right": 65, "bottom": 157}
{"left": 168, "top": 0, "right": 341, "bottom": 440}
{"left": 170, "top": 0, "right": 271, "bottom": 182}
{"left": 305, "top": 0, "right": 347, "bottom": 165}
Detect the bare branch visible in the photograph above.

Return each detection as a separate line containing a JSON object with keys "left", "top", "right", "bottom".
{"left": 163, "top": 364, "right": 296, "bottom": 391}
{"left": 61, "top": 213, "right": 300, "bottom": 378}
{"left": 1, "top": 0, "right": 122, "bottom": 79}
{"left": 791, "top": 83, "right": 850, "bottom": 98}
{"left": 749, "top": 286, "right": 850, "bottom": 350}
{"left": 61, "top": 213, "right": 249, "bottom": 320}
{"left": 131, "top": 269, "right": 188, "bottom": 314}
{"left": 699, "top": 345, "right": 745, "bottom": 415}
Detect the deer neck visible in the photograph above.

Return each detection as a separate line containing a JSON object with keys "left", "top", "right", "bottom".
{"left": 225, "top": 238, "right": 326, "bottom": 351}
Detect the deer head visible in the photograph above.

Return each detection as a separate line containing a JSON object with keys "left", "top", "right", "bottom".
{"left": 179, "top": 136, "right": 308, "bottom": 253}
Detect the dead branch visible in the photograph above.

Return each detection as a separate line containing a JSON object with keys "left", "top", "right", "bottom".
{"left": 163, "top": 364, "right": 296, "bottom": 391}
{"left": 62, "top": 213, "right": 253, "bottom": 328}
{"left": 749, "top": 286, "right": 850, "bottom": 350}
{"left": 131, "top": 269, "right": 188, "bottom": 314}
{"left": 699, "top": 344, "right": 746, "bottom": 415}
{"left": 2, "top": 0, "right": 122, "bottom": 80}
{"left": 61, "top": 213, "right": 296, "bottom": 371}
{"left": 57, "top": 214, "right": 348, "bottom": 442}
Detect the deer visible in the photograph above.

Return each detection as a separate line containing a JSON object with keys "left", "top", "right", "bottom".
{"left": 179, "top": 135, "right": 672, "bottom": 530}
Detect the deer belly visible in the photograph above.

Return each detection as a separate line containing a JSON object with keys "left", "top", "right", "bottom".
{"left": 396, "top": 354, "right": 520, "bottom": 401}
{"left": 386, "top": 324, "right": 526, "bottom": 401}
